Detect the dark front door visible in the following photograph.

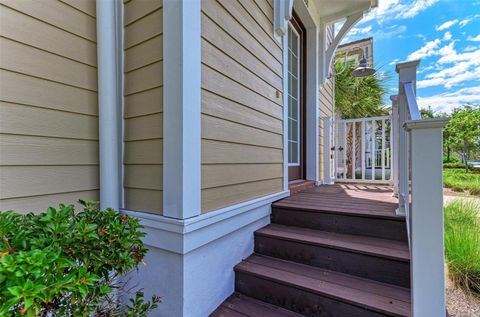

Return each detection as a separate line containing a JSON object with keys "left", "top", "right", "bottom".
{"left": 287, "top": 14, "right": 306, "bottom": 181}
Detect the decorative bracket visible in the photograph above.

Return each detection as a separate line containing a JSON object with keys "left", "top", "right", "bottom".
{"left": 324, "top": 11, "right": 364, "bottom": 77}
{"left": 274, "top": 0, "right": 294, "bottom": 42}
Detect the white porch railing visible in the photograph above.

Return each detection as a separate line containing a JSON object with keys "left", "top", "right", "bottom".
{"left": 331, "top": 116, "right": 392, "bottom": 184}
{"left": 393, "top": 61, "right": 448, "bottom": 317}
{"left": 323, "top": 60, "right": 448, "bottom": 317}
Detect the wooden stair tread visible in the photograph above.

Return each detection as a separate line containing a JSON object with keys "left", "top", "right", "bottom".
{"left": 273, "top": 200, "right": 402, "bottom": 220}
{"left": 211, "top": 293, "right": 304, "bottom": 317}
{"left": 246, "top": 255, "right": 411, "bottom": 302}
{"left": 236, "top": 255, "right": 411, "bottom": 317}
{"left": 256, "top": 224, "right": 410, "bottom": 262}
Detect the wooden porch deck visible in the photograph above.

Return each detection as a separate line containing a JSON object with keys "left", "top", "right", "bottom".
{"left": 276, "top": 184, "right": 399, "bottom": 219}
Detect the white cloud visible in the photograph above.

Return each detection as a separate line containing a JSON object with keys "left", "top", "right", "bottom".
{"left": 459, "top": 18, "right": 471, "bottom": 27}
{"left": 468, "top": 34, "right": 480, "bottom": 42}
{"left": 443, "top": 31, "right": 452, "bottom": 40}
{"left": 417, "top": 42, "right": 480, "bottom": 89}
{"left": 464, "top": 45, "right": 479, "bottom": 52}
{"left": 389, "top": 58, "right": 401, "bottom": 66}
{"left": 417, "top": 87, "right": 480, "bottom": 113}
{"left": 407, "top": 38, "right": 441, "bottom": 60}
{"left": 435, "top": 19, "right": 458, "bottom": 31}
{"left": 359, "top": 0, "right": 439, "bottom": 24}
{"left": 348, "top": 26, "right": 372, "bottom": 36}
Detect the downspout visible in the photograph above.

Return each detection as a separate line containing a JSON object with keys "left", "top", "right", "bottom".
{"left": 96, "top": 0, "right": 121, "bottom": 211}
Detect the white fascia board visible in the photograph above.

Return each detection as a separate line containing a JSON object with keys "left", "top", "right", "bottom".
{"left": 163, "top": 0, "right": 201, "bottom": 219}
{"left": 122, "top": 191, "right": 289, "bottom": 254}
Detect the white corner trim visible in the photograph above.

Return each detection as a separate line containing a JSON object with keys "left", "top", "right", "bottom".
{"left": 96, "top": 0, "right": 122, "bottom": 211}
{"left": 274, "top": 0, "right": 294, "bottom": 42}
{"left": 163, "top": 0, "right": 201, "bottom": 219}
{"left": 122, "top": 191, "right": 289, "bottom": 254}
{"left": 282, "top": 30, "right": 289, "bottom": 191}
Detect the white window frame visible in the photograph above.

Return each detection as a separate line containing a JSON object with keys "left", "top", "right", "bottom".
{"left": 287, "top": 22, "right": 301, "bottom": 167}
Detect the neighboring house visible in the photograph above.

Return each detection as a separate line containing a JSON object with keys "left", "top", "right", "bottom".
{"left": 336, "top": 36, "right": 373, "bottom": 67}
{"left": 0, "top": 1, "right": 448, "bottom": 317}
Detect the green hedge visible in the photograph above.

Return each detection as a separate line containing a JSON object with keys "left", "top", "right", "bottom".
{"left": 0, "top": 201, "right": 159, "bottom": 316}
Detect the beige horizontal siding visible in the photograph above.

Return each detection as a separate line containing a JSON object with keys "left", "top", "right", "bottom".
{"left": 0, "top": 135, "right": 98, "bottom": 165}
{"left": 0, "top": 190, "right": 99, "bottom": 214}
{"left": 202, "top": 178, "right": 283, "bottom": 212}
{"left": 201, "top": 0, "right": 284, "bottom": 213}
{"left": 0, "top": 70, "right": 98, "bottom": 115}
{"left": 1, "top": 166, "right": 99, "bottom": 199}
{"left": 0, "top": 0, "right": 97, "bottom": 42}
{"left": 123, "top": 1, "right": 163, "bottom": 214}
{"left": 0, "top": 2, "right": 99, "bottom": 213}
{"left": 60, "top": 0, "right": 96, "bottom": 17}
{"left": 0, "top": 37, "right": 97, "bottom": 91}
{"left": 0, "top": 5, "right": 97, "bottom": 66}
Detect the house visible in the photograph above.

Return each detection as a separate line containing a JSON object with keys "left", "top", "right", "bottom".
{"left": 0, "top": 0, "right": 447, "bottom": 316}
{"left": 336, "top": 37, "right": 374, "bottom": 67}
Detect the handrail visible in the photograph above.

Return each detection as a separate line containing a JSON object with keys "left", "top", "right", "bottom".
{"left": 403, "top": 82, "right": 421, "bottom": 120}
{"left": 394, "top": 61, "right": 447, "bottom": 316}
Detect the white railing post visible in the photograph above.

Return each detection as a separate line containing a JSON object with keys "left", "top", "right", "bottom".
{"left": 405, "top": 119, "right": 448, "bottom": 317}
{"left": 396, "top": 61, "right": 420, "bottom": 216}
{"left": 323, "top": 117, "right": 333, "bottom": 184}
{"left": 390, "top": 95, "right": 399, "bottom": 196}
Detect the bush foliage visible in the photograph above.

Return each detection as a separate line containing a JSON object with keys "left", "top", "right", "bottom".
{"left": 0, "top": 200, "right": 159, "bottom": 316}
{"left": 444, "top": 200, "right": 480, "bottom": 294}
{"left": 444, "top": 168, "right": 480, "bottom": 196}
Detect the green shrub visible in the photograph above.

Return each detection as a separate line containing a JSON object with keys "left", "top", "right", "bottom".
{"left": 444, "top": 156, "right": 460, "bottom": 163}
{"left": 444, "top": 200, "right": 480, "bottom": 294}
{"left": 443, "top": 162, "right": 473, "bottom": 169}
{"left": 444, "top": 168, "right": 480, "bottom": 196}
{"left": 0, "top": 200, "right": 159, "bottom": 316}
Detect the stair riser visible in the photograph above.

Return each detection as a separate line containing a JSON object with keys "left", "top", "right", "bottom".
{"left": 255, "top": 236, "right": 410, "bottom": 288}
{"left": 235, "top": 272, "right": 396, "bottom": 317}
{"left": 272, "top": 208, "right": 408, "bottom": 242}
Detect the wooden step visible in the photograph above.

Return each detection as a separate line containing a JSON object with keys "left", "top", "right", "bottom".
{"left": 254, "top": 224, "right": 410, "bottom": 287}
{"left": 271, "top": 205, "right": 407, "bottom": 241}
{"left": 210, "top": 292, "right": 304, "bottom": 317}
{"left": 235, "top": 255, "right": 411, "bottom": 317}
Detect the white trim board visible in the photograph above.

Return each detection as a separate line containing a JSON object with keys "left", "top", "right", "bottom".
{"left": 163, "top": 0, "right": 202, "bottom": 219}
{"left": 122, "top": 190, "right": 289, "bottom": 254}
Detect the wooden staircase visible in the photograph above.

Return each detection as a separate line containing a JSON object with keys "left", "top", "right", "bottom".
{"left": 211, "top": 185, "right": 411, "bottom": 317}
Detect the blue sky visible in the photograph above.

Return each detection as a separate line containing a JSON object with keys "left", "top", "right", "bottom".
{"left": 338, "top": 0, "right": 480, "bottom": 113}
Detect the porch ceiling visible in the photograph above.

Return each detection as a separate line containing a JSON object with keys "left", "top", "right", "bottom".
{"left": 314, "top": 0, "right": 377, "bottom": 22}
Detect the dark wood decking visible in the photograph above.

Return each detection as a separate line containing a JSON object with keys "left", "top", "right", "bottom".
{"left": 275, "top": 184, "right": 399, "bottom": 219}
{"left": 211, "top": 185, "right": 411, "bottom": 317}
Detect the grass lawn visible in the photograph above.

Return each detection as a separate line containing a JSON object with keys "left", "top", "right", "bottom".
{"left": 444, "top": 200, "right": 480, "bottom": 295}
{"left": 444, "top": 168, "right": 480, "bottom": 196}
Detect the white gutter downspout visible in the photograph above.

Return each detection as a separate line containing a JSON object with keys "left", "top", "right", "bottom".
{"left": 96, "top": 0, "right": 121, "bottom": 211}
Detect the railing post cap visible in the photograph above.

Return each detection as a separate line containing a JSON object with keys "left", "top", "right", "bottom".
{"left": 403, "top": 118, "right": 449, "bottom": 131}
{"left": 395, "top": 60, "right": 421, "bottom": 73}
{"left": 390, "top": 94, "right": 398, "bottom": 102}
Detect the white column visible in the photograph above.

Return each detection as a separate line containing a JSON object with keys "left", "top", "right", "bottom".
{"left": 96, "top": 0, "right": 122, "bottom": 211}
{"left": 306, "top": 25, "right": 319, "bottom": 182}
{"left": 406, "top": 119, "right": 448, "bottom": 317}
{"left": 163, "top": 0, "right": 201, "bottom": 219}
{"left": 323, "top": 117, "right": 332, "bottom": 184}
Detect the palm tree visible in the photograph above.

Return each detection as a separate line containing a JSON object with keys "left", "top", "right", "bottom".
{"left": 334, "top": 61, "right": 389, "bottom": 178}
